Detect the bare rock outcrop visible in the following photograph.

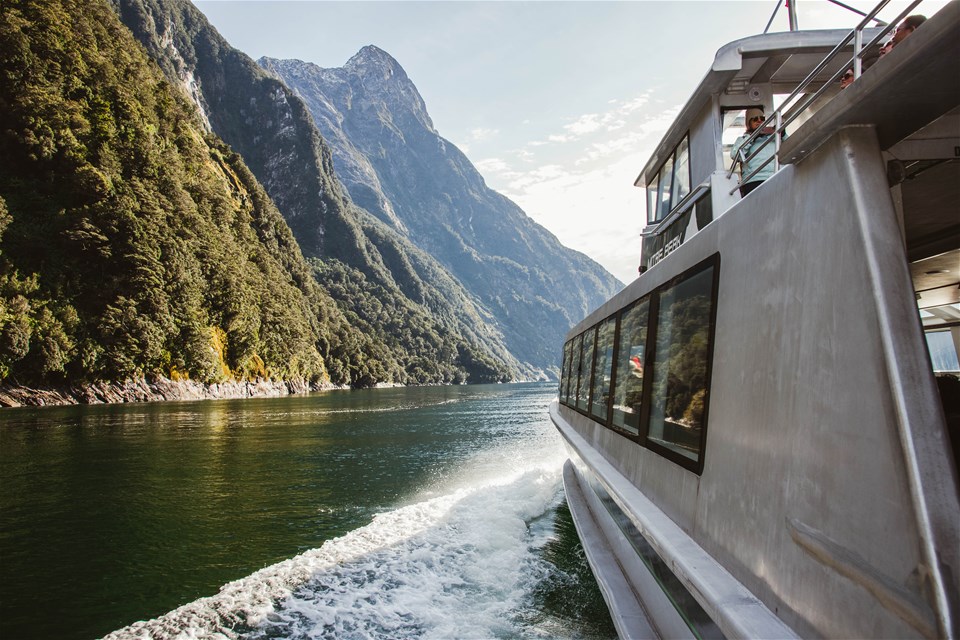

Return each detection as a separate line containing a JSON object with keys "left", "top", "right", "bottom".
{"left": 0, "top": 377, "right": 332, "bottom": 408}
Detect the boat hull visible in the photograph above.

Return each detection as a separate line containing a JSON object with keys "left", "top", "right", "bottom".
{"left": 554, "top": 123, "right": 958, "bottom": 638}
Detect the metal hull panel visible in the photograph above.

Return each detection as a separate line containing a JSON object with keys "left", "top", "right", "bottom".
{"left": 555, "top": 125, "right": 958, "bottom": 637}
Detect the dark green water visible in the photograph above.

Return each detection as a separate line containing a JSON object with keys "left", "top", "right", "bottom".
{"left": 0, "top": 382, "right": 614, "bottom": 639}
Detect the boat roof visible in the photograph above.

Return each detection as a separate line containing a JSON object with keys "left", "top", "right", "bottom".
{"left": 636, "top": 28, "right": 880, "bottom": 188}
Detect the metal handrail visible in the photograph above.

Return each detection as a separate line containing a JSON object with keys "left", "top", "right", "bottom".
{"left": 728, "top": 0, "right": 926, "bottom": 195}
{"left": 643, "top": 182, "right": 711, "bottom": 237}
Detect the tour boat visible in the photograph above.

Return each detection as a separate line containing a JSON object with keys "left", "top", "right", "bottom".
{"left": 551, "top": 1, "right": 959, "bottom": 637}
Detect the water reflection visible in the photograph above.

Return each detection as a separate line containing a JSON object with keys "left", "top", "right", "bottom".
{"left": 1, "top": 383, "right": 613, "bottom": 639}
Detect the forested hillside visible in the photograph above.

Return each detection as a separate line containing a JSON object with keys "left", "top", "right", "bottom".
{"left": 0, "top": 0, "right": 349, "bottom": 385}
{"left": 0, "top": 0, "right": 507, "bottom": 388}
{"left": 110, "top": 0, "right": 519, "bottom": 383}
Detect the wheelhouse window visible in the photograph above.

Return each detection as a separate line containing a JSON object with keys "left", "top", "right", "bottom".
{"left": 612, "top": 298, "right": 649, "bottom": 436}
{"left": 590, "top": 316, "right": 616, "bottom": 421}
{"left": 655, "top": 155, "right": 674, "bottom": 222}
{"left": 646, "top": 134, "right": 692, "bottom": 224}
{"left": 647, "top": 260, "right": 718, "bottom": 465}
{"left": 672, "top": 137, "right": 691, "bottom": 206}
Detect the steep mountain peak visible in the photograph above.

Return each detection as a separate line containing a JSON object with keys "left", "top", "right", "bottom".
{"left": 267, "top": 49, "right": 623, "bottom": 377}
{"left": 345, "top": 45, "right": 401, "bottom": 75}
{"left": 339, "top": 45, "right": 433, "bottom": 133}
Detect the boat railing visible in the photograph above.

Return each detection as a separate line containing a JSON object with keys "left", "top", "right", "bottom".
{"left": 727, "top": 0, "right": 926, "bottom": 195}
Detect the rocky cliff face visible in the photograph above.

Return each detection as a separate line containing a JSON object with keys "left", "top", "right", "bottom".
{"left": 111, "top": 0, "right": 357, "bottom": 260}
{"left": 109, "top": 0, "right": 619, "bottom": 380}
{"left": 110, "top": 0, "right": 521, "bottom": 383}
{"left": 0, "top": 377, "right": 327, "bottom": 408}
{"left": 261, "top": 48, "right": 624, "bottom": 373}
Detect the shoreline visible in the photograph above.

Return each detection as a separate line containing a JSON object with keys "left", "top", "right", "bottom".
{"left": 0, "top": 377, "right": 343, "bottom": 408}
{"left": 0, "top": 377, "right": 552, "bottom": 409}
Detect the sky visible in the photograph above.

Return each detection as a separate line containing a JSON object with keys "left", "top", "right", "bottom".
{"left": 192, "top": 0, "right": 944, "bottom": 284}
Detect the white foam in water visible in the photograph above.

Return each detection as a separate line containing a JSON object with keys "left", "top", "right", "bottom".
{"left": 105, "top": 432, "right": 568, "bottom": 640}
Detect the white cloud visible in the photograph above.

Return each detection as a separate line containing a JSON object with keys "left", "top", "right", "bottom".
{"left": 475, "top": 157, "right": 511, "bottom": 174}
{"left": 564, "top": 113, "right": 604, "bottom": 136}
{"left": 617, "top": 94, "right": 652, "bottom": 115}
{"left": 486, "top": 150, "right": 648, "bottom": 283}
{"left": 514, "top": 149, "right": 535, "bottom": 162}
{"left": 479, "top": 100, "right": 684, "bottom": 283}
{"left": 470, "top": 127, "right": 499, "bottom": 141}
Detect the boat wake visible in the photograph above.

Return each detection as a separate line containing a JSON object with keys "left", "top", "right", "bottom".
{"left": 105, "top": 447, "right": 568, "bottom": 639}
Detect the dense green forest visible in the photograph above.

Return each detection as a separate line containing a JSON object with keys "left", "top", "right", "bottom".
{"left": 0, "top": 0, "right": 345, "bottom": 384}
{"left": 0, "top": 0, "right": 512, "bottom": 389}
{"left": 315, "top": 258, "right": 511, "bottom": 385}
{"left": 0, "top": 0, "right": 515, "bottom": 389}
{"left": 111, "top": 0, "right": 518, "bottom": 384}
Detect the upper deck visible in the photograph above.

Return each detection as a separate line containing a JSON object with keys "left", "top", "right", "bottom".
{"left": 633, "top": 1, "right": 959, "bottom": 331}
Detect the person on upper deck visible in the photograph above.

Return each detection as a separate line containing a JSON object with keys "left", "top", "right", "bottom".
{"left": 892, "top": 14, "right": 927, "bottom": 47}
{"left": 840, "top": 68, "right": 855, "bottom": 89}
{"left": 878, "top": 14, "right": 927, "bottom": 58}
{"left": 731, "top": 107, "right": 781, "bottom": 197}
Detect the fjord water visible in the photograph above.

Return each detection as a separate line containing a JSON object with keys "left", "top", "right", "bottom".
{"left": 0, "top": 382, "right": 614, "bottom": 639}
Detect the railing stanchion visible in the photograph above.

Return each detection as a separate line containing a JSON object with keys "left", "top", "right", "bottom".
{"left": 724, "top": 0, "right": 925, "bottom": 195}
{"left": 854, "top": 28, "right": 864, "bottom": 77}
{"left": 774, "top": 111, "right": 782, "bottom": 171}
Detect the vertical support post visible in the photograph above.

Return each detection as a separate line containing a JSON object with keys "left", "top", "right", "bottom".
{"left": 854, "top": 27, "right": 864, "bottom": 77}
{"left": 787, "top": 0, "right": 799, "bottom": 31}
{"left": 774, "top": 111, "right": 782, "bottom": 171}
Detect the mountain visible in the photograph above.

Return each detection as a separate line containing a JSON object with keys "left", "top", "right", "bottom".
{"left": 0, "top": 0, "right": 372, "bottom": 385}
{"left": 260, "top": 49, "right": 623, "bottom": 373}
{"left": 108, "top": 0, "right": 520, "bottom": 384}
{"left": 0, "top": 0, "right": 621, "bottom": 391}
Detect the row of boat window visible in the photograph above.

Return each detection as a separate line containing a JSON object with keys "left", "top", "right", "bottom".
{"left": 559, "top": 255, "right": 720, "bottom": 474}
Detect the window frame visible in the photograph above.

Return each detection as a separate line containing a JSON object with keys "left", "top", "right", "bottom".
{"left": 609, "top": 296, "right": 652, "bottom": 439}
{"left": 639, "top": 254, "right": 721, "bottom": 474}
{"left": 557, "top": 253, "right": 721, "bottom": 476}
{"left": 646, "top": 133, "right": 692, "bottom": 225}
{"left": 589, "top": 314, "right": 618, "bottom": 422}
{"left": 571, "top": 332, "right": 585, "bottom": 409}
{"left": 575, "top": 329, "right": 595, "bottom": 412}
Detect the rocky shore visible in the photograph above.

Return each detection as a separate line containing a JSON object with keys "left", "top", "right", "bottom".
{"left": 0, "top": 377, "right": 339, "bottom": 408}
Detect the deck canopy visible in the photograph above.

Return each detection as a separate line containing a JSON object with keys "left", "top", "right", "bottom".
{"left": 635, "top": 29, "right": 879, "bottom": 189}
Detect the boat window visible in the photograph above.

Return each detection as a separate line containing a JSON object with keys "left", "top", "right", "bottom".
{"left": 566, "top": 339, "right": 576, "bottom": 403}
{"left": 646, "top": 134, "right": 691, "bottom": 224}
{"left": 612, "top": 297, "right": 649, "bottom": 436}
{"left": 560, "top": 340, "right": 572, "bottom": 403}
{"left": 576, "top": 329, "right": 595, "bottom": 412}
{"left": 647, "top": 259, "right": 718, "bottom": 466}
{"left": 646, "top": 174, "right": 659, "bottom": 225}
{"left": 926, "top": 330, "right": 960, "bottom": 373}
{"left": 571, "top": 333, "right": 584, "bottom": 408}
{"left": 672, "top": 137, "right": 691, "bottom": 206}
{"left": 590, "top": 316, "right": 617, "bottom": 421}
{"left": 656, "top": 155, "right": 675, "bottom": 221}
